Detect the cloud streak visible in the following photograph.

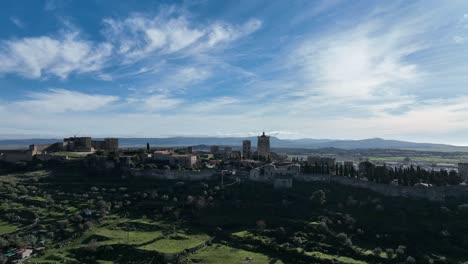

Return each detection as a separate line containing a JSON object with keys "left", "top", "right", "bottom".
{"left": 102, "top": 11, "right": 261, "bottom": 62}
{"left": 0, "top": 32, "right": 112, "bottom": 79}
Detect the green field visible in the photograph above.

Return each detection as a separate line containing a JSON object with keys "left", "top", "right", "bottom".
{"left": 138, "top": 233, "right": 210, "bottom": 254}
{"left": 0, "top": 221, "right": 17, "bottom": 235}
{"left": 188, "top": 244, "right": 284, "bottom": 264}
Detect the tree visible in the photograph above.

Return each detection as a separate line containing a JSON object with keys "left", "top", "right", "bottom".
{"left": 85, "top": 239, "right": 98, "bottom": 252}
{"left": 0, "top": 237, "right": 8, "bottom": 248}
{"left": 448, "top": 170, "right": 462, "bottom": 185}
{"left": 373, "top": 247, "right": 383, "bottom": 256}
{"left": 386, "top": 248, "right": 395, "bottom": 259}
{"left": 336, "top": 233, "right": 352, "bottom": 247}
{"left": 256, "top": 219, "right": 266, "bottom": 230}
{"left": 24, "top": 234, "right": 38, "bottom": 246}
{"left": 310, "top": 190, "right": 326, "bottom": 205}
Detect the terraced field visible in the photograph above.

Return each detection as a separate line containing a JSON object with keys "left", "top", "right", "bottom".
{"left": 0, "top": 221, "right": 17, "bottom": 235}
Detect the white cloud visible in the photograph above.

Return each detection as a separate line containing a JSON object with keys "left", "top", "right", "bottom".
{"left": 14, "top": 89, "right": 118, "bottom": 113}
{"left": 188, "top": 96, "right": 240, "bottom": 113}
{"left": 141, "top": 94, "right": 182, "bottom": 112}
{"left": 453, "top": 35, "right": 465, "bottom": 44}
{"left": 0, "top": 32, "right": 112, "bottom": 79}
{"left": 173, "top": 66, "right": 212, "bottom": 85}
{"left": 202, "top": 19, "right": 262, "bottom": 49}
{"left": 291, "top": 22, "right": 422, "bottom": 99}
{"left": 10, "top": 16, "right": 25, "bottom": 28}
{"left": 102, "top": 13, "right": 261, "bottom": 62}
{"left": 0, "top": 10, "right": 260, "bottom": 80}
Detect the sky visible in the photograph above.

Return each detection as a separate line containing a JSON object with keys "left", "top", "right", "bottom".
{"left": 1, "top": 0, "right": 468, "bottom": 145}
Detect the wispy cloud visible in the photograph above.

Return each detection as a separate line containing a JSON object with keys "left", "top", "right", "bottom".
{"left": 140, "top": 94, "right": 183, "bottom": 112}
{"left": 14, "top": 89, "right": 118, "bottom": 113}
{"left": 102, "top": 11, "right": 261, "bottom": 62}
{"left": 10, "top": 16, "right": 25, "bottom": 28}
{"left": 0, "top": 32, "right": 112, "bottom": 79}
{"left": 290, "top": 21, "right": 423, "bottom": 99}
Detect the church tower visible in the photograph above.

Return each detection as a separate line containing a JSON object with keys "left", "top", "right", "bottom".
{"left": 257, "top": 131, "right": 271, "bottom": 160}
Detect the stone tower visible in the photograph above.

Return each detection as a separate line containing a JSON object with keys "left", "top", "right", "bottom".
{"left": 257, "top": 132, "right": 270, "bottom": 160}
{"left": 242, "top": 140, "right": 251, "bottom": 159}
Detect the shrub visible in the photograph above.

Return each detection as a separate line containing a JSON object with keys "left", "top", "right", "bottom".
{"left": 386, "top": 248, "right": 395, "bottom": 258}
{"left": 396, "top": 245, "right": 406, "bottom": 256}
{"left": 457, "top": 204, "right": 468, "bottom": 215}
{"left": 85, "top": 239, "right": 98, "bottom": 252}
{"left": 256, "top": 219, "right": 266, "bottom": 230}
{"left": 336, "top": 233, "right": 352, "bottom": 247}
{"left": 310, "top": 190, "right": 326, "bottom": 205}
{"left": 373, "top": 247, "right": 382, "bottom": 256}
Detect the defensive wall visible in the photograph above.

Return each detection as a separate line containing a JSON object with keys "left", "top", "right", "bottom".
{"left": 296, "top": 173, "right": 468, "bottom": 201}
{"left": 125, "top": 168, "right": 215, "bottom": 181}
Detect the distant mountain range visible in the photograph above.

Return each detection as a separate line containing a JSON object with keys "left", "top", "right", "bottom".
{"left": 1, "top": 137, "right": 468, "bottom": 152}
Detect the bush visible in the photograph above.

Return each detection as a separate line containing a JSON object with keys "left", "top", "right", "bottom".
{"left": 396, "top": 245, "right": 406, "bottom": 256}
{"left": 386, "top": 248, "right": 395, "bottom": 258}
{"left": 373, "top": 247, "right": 382, "bottom": 256}
{"left": 457, "top": 204, "right": 468, "bottom": 215}
{"left": 336, "top": 233, "right": 352, "bottom": 247}
{"left": 310, "top": 190, "right": 326, "bottom": 205}
{"left": 85, "top": 239, "right": 98, "bottom": 252}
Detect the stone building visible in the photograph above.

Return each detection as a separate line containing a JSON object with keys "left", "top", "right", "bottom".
{"left": 307, "top": 155, "right": 336, "bottom": 168}
{"left": 210, "top": 145, "right": 219, "bottom": 154}
{"left": 249, "top": 163, "right": 300, "bottom": 189}
{"left": 242, "top": 140, "right": 251, "bottom": 159}
{"left": 257, "top": 132, "right": 271, "bottom": 160}
{"left": 170, "top": 154, "right": 198, "bottom": 169}
{"left": 458, "top": 163, "right": 468, "bottom": 182}
{"left": 63, "top": 137, "right": 119, "bottom": 152}
{"left": 63, "top": 137, "right": 93, "bottom": 152}
{"left": 230, "top": 150, "right": 242, "bottom": 160}
{"left": 153, "top": 150, "right": 198, "bottom": 169}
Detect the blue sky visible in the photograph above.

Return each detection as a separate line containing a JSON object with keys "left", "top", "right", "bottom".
{"left": 1, "top": 0, "right": 468, "bottom": 144}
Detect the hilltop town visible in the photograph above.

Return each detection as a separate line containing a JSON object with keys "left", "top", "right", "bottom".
{"left": 0, "top": 132, "right": 468, "bottom": 263}
{"left": 1, "top": 132, "right": 468, "bottom": 190}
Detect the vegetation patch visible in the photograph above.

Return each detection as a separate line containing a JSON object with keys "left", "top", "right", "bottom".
{"left": 0, "top": 221, "right": 17, "bottom": 235}
{"left": 138, "top": 233, "right": 210, "bottom": 254}
{"left": 305, "top": 251, "right": 367, "bottom": 264}
{"left": 188, "top": 244, "right": 284, "bottom": 264}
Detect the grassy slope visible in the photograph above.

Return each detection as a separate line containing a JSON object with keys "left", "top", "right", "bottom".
{"left": 188, "top": 244, "right": 284, "bottom": 264}
{"left": 0, "top": 221, "right": 17, "bottom": 235}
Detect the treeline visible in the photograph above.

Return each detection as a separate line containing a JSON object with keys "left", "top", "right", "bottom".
{"left": 304, "top": 161, "right": 463, "bottom": 186}
{"left": 357, "top": 161, "right": 462, "bottom": 186}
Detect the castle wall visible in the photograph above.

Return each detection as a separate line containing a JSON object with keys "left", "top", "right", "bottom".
{"left": 296, "top": 174, "right": 468, "bottom": 201}
{"left": 0, "top": 150, "right": 33, "bottom": 163}
{"left": 127, "top": 169, "right": 214, "bottom": 181}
